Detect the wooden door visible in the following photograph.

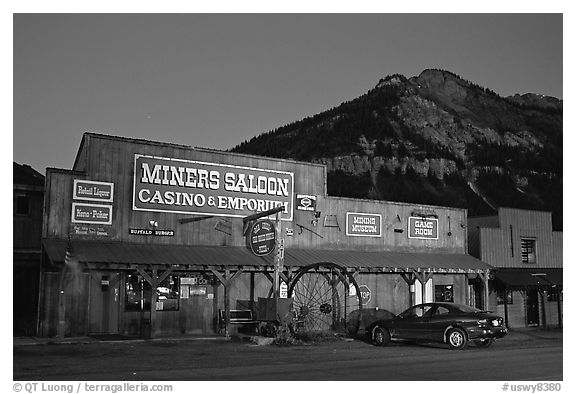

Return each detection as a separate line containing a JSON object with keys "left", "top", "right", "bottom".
{"left": 88, "top": 272, "right": 120, "bottom": 334}
{"left": 526, "top": 289, "right": 540, "bottom": 326}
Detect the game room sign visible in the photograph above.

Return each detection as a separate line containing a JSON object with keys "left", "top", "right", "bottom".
{"left": 132, "top": 154, "right": 294, "bottom": 220}
{"left": 408, "top": 217, "right": 439, "bottom": 240}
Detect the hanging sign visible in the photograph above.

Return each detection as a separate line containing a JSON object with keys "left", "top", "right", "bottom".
{"left": 346, "top": 212, "right": 382, "bottom": 237}
{"left": 246, "top": 219, "right": 276, "bottom": 256}
{"left": 132, "top": 154, "right": 293, "bottom": 220}
{"left": 408, "top": 217, "right": 439, "bottom": 240}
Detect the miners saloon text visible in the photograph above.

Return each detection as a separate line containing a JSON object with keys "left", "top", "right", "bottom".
{"left": 139, "top": 163, "right": 290, "bottom": 197}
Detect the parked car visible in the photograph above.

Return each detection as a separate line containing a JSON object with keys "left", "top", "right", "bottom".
{"left": 368, "top": 302, "right": 508, "bottom": 350}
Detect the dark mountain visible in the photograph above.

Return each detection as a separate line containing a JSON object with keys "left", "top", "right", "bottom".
{"left": 231, "top": 69, "right": 563, "bottom": 230}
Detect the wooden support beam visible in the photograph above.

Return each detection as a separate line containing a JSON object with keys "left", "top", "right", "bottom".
{"left": 228, "top": 268, "right": 244, "bottom": 284}
{"left": 210, "top": 269, "right": 226, "bottom": 286}
{"left": 156, "top": 268, "right": 175, "bottom": 285}
{"left": 400, "top": 272, "right": 416, "bottom": 307}
{"left": 136, "top": 267, "right": 154, "bottom": 286}
{"left": 262, "top": 271, "right": 274, "bottom": 284}
{"left": 224, "top": 269, "right": 230, "bottom": 337}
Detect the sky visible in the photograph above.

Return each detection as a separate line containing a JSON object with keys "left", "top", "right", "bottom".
{"left": 13, "top": 13, "right": 563, "bottom": 173}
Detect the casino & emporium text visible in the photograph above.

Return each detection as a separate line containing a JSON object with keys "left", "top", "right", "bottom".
{"left": 132, "top": 155, "right": 293, "bottom": 219}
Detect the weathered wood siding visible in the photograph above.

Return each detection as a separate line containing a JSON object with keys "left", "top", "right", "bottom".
{"left": 478, "top": 208, "right": 561, "bottom": 268}
{"left": 286, "top": 196, "right": 467, "bottom": 253}
{"left": 43, "top": 133, "right": 469, "bottom": 253}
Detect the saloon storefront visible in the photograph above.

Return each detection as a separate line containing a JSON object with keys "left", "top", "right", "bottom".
{"left": 38, "top": 133, "right": 493, "bottom": 338}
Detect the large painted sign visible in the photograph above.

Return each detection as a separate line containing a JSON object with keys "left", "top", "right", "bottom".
{"left": 346, "top": 212, "right": 382, "bottom": 237}
{"left": 132, "top": 155, "right": 294, "bottom": 220}
{"left": 408, "top": 217, "right": 439, "bottom": 240}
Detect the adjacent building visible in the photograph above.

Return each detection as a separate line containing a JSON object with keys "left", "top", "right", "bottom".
{"left": 468, "top": 208, "right": 562, "bottom": 328}
{"left": 13, "top": 162, "right": 45, "bottom": 336}
{"left": 37, "top": 132, "right": 493, "bottom": 338}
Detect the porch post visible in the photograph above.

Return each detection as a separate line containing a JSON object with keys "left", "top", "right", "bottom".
{"left": 483, "top": 270, "right": 490, "bottom": 311}
{"left": 557, "top": 287, "right": 562, "bottom": 327}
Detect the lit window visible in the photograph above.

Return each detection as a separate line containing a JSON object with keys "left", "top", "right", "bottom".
{"left": 521, "top": 239, "right": 536, "bottom": 264}
{"left": 125, "top": 273, "right": 180, "bottom": 312}
{"left": 434, "top": 285, "right": 454, "bottom": 303}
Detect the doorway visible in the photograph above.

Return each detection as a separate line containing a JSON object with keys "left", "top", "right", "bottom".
{"left": 526, "top": 289, "right": 540, "bottom": 326}
{"left": 88, "top": 272, "right": 120, "bottom": 334}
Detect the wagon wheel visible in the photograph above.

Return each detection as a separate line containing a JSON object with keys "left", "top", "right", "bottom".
{"left": 288, "top": 262, "right": 362, "bottom": 336}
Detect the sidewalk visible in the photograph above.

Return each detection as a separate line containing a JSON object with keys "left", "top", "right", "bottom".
{"left": 13, "top": 333, "right": 228, "bottom": 346}
{"left": 14, "top": 327, "right": 562, "bottom": 346}
{"left": 503, "top": 327, "right": 563, "bottom": 342}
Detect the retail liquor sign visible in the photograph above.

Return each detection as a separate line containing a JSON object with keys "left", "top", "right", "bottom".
{"left": 132, "top": 154, "right": 294, "bottom": 220}
{"left": 246, "top": 219, "right": 276, "bottom": 257}
{"left": 71, "top": 202, "right": 113, "bottom": 225}
{"left": 73, "top": 179, "right": 114, "bottom": 203}
{"left": 408, "top": 216, "right": 439, "bottom": 240}
{"left": 346, "top": 212, "right": 382, "bottom": 237}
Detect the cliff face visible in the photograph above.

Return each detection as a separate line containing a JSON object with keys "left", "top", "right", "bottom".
{"left": 231, "top": 69, "right": 563, "bottom": 229}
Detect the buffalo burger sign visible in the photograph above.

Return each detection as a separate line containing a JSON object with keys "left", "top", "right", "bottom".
{"left": 133, "top": 155, "right": 294, "bottom": 220}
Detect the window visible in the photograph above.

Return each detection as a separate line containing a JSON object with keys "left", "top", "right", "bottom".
{"left": 434, "top": 285, "right": 454, "bottom": 303}
{"left": 521, "top": 238, "right": 536, "bottom": 264}
{"left": 125, "top": 273, "right": 180, "bottom": 312}
{"left": 125, "top": 273, "right": 151, "bottom": 311}
{"left": 15, "top": 195, "right": 30, "bottom": 216}
{"left": 497, "top": 290, "right": 514, "bottom": 305}
{"left": 156, "top": 275, "right": 179, "bottom": 311}
{"left": 399, "top": 305, "right": 434, "bottom": 318}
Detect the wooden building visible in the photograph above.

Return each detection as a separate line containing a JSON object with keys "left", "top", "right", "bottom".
{"left": 38, "top": 133, "right": 492, "bottom": 338}
{"left": 14, "top": 162, "right": 45, "bottom": 336}
{"left": 468, "top": 208, "right": 562, "bottom": 329}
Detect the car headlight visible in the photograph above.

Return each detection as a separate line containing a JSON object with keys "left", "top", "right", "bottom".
{"left": 492, "top": 319, "right": 501, "bottom": 327}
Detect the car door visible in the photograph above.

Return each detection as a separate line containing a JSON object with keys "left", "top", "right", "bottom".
{"left": 423, "top": 305, "right": 452, "bottom": 342}
{"left": 395, "top": 305, "right": 435, "bottom": 340}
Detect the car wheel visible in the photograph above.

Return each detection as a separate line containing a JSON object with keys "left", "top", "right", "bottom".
{"left": 446, "top": 328, "right": 467, "bottom": 350}
{"left": 372, "top": 326, "right": 391, "bottom": 346}
{"left": 474, "top": 338, "right": 494, "bottom": 348}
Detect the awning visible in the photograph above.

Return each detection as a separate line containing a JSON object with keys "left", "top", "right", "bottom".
{"left": 42, "top": 238, "right": 268, "bottom": 267}
{"left": 42, "top": 238, "right": 492, "bottom": 273}
{"left": 283, "top": 248, "right": 492, "bottom": 272}
{"left": 494, "top": 268, "right": 563, "bottom": 288}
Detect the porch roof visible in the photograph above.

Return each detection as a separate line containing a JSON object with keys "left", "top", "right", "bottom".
{"left": 42, "top": 238, "right": 492, "bottom": 273}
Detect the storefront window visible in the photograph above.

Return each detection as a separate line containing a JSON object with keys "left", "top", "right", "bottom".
{"left": 125, "top": 273, "right": 151, "bottom": 311}
{"left": 434, "top": 285, "right": 454, "bottom": 303}
{"left": 125, "top": 272, "right": 179, "bottom": 312}
{"left": 156, "top": 275, "right": 179, "bottom": 311}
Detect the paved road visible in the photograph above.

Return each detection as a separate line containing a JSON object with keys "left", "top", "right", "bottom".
{"left": 13, "top": 335, "right": 562, "bottom": 381}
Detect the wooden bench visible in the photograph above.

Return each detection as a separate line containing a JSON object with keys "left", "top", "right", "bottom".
{"left": 218, "top": 309, "right": 259, "bottom": 333}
